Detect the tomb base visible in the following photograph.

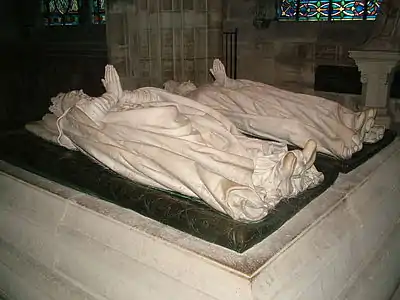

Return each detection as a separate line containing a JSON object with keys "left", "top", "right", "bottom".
{"left": 1, "top": 139, "right": 400, "bottom": 300}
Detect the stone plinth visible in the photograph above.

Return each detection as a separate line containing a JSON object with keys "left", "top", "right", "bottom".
{"left": 349, "top": 50, "right": 400, "bottom": 127}
{"left": 1, "top": 139, "right": 400, "bottom": 300}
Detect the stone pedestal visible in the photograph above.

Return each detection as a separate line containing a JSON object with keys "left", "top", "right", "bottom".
{"left": 349, "top": 51, "right": 400, "bottom": 127}
{"left": 1, "top": 139, "right": 400, "bottom": 300}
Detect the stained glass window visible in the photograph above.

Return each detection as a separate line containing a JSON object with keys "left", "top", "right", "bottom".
{"left": 42, "top": 0, "right": 106, "bottom": 25}
{"left": 279, "top": 0, "right": 298, "bottom": 19}
{"left": 331, "top": 1, "right": 366, "bottom": 21}
{"left": 366, "top": 0, "right": 382, "bottom": 19}
{"left": 43, "top": 0, "right": 81, "bottom": 26}
{"left": 298, "top": 0, "right": 330, "bottom": 21}
{"left": 278, "top": 0, "right": 383, "bottom": 21}
{"left": 93, "top": 0, "right": 106, "bottom": 24}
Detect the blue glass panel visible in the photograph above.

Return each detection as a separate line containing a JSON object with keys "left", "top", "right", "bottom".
{"left": 93, "top": 0, "right": 106, "bottom": 24}
{"left": 43, "top": 0, "right": 81, "bottom": 26}
{"left": 276, "top": 0, "right": 382, "bottom": 22}
{"left": 365, "top": 0, "right": 383, "bottom": 20}
{"left": 331, "top": 0, "right": 365, "bottom": 21}
{"left": 298, "top": 0, "right": 330, "bottom": 21}
{"left": 279, "top": 0, "right": 298, "bottom": 20}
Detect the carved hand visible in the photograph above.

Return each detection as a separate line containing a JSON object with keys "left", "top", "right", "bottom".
{"left": 102, "top": 65, "right": 123, "bottom": 100}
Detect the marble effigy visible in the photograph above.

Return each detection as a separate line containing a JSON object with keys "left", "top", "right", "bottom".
{"left": 1, "top": 135, "right": 400, "bottom": 300}
{"left": 0, "top": 129, "right": 337, "bottom": 252}
{"left": 164, "top": 59, "right": 386, "bottom": 159}
{"left": 24, "top": 65, "right": 323, "bottom": 223}
{"left": 300, "top": 129, "right": 397, "bottom": 173}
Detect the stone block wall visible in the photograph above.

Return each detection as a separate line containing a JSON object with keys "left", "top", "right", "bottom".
{"left": 223, "top": 0, "right": 379, "bottom": 93}
{"left": 106, "top": 0, "right": 223, "bottom": 89}
{"left": 223, "top": 0, "right": 400, "bottom": 124}
{"left": 0, "top": 26, "right": 107, "bottom": 130}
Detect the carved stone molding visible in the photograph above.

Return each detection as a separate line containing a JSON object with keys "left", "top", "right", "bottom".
{"left": 349, "top": 50, "right": 400, "bottom": 87}
{"left": 349, "top": 50, "right": 400, "bottom": 66}
{"left": 358, "top": 67, "right": 391, "bottom": 85}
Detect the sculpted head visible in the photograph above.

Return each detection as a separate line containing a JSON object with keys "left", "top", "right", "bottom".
{"left": 49, "top": 90, "right": 91, "bottom": 117}
{"left": 163, "top": 80, "right": 197, "bottom": 96}
{"left": 163, "top": 80, "right": 180, "bottom": 93}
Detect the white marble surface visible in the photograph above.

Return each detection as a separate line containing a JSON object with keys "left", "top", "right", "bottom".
{"left": 166, "top": 59, "right": 384, "bottom": 159}
{"left": 26, "top": 65, "right": 323, "bottom": 222}
{"left": 1, "top": 138, "right": 400, "bottom": 300}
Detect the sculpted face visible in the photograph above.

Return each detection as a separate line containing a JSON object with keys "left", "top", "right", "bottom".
{"left": 49, "top": 90, "right": 89, "bottom": 117}
{"left": 176, "top": 81, "right": 197, "bottom": 96}
{"left": 163, "top": 80, "right": 197, "bottom": 96}
{"left": 163, "top": 80, "right": 180, "bottom": 93}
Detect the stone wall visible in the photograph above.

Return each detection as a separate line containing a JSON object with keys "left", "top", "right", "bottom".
{"left": 0, "top": 0, "right": 107, "bottom": 130}
{"left": 2, "top": 138, "right": 400, "bottom": 300}
{"left": 222, "top": 0, "right": 400, "bottom": 126}
{"left": 223, "top": 0, "right": 380, "bottom": 94}
{"left": 106, "top": 0, "right": 223, "bottom": 89}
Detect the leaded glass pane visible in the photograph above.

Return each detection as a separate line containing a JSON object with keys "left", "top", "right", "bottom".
{"left": 331, "top": 0, "right": 365, "bottom": 21}
{"left": 298, "top": 0, "right": 330, "bottom": 21}
{"left": 43, "top": 0, "right": 81, "bottom": 26}
{"left": 279, "top": 0, "right": 298, "bottom": 20}
{"left": 276, "top": 0, "right": 383, "bottom": 22}
{"left": 365, "top": 0, "right": 383, "bottom": 20}
{"left": 93, "top": 0, "right": 106, "bottom": 24}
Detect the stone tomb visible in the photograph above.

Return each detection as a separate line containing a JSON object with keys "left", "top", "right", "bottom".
{"left": 1, "top": 131, "right": 400, "bottom": 300}
{"left": 0, "top": 130, "right": 340, "bottom": 253}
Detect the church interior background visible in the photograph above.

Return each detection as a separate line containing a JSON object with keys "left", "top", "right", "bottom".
{"left": 2, "top": 1, "right": 400, "bottom": 300}
{"left": 1, "top": 0, "right": 400, "bottom": 132}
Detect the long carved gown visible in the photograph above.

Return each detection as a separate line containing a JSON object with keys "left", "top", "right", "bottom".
{"left": 26, "top": 87, "right": 323, "bottom": 222}
{"left": 170, "top": 74, "right": 385, "bottom": 159}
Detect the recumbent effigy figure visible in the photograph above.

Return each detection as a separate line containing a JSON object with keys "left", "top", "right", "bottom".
{"left": 164, "top": 59, "right": 385, "bottom": 159}
{"left": 26, "top": 65, "right": 323, "bottom": 222}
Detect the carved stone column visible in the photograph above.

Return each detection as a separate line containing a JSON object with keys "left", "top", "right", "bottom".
{"left": 349, "top": 51, "right": 400, "bottom": 127}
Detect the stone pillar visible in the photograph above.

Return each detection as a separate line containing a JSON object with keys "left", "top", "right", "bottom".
{"left": 349, "top": 50, "right": 400, "bottom": 127}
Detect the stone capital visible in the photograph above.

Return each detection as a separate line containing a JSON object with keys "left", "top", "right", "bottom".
{"left": 349, "top": 50, "right": 400, "bottom": 122}
{"left": 349, "top": 50, "right": 400, "bottom": 84}
{"left": 358, "top": 66, "right": 391, "bottom": 85}
{"left": 349, "top": 50, "right": 400, "bottom": 63}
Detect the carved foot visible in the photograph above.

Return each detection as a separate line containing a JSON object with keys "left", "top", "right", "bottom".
{"left": 359, "top": 108, "right": 377, "bottom": 142}
{"left": 274, "top": 152, "right": 297, "bottom": 198}
{"left": 366, "top": 118, "right": 375, "bottom": 132}
{"left": 302, "top": 139, "right": 317, "bottom": 170}
{"left": 351, "top": 134, "right": 363, "bottom": 152}
{"left": 365, "top": 108, "right": 377, "bottom": 132}
{"left": 343, "top": 147, "right": 353, "bottom": 159}
{"left": 354, "top": 111, "right": 366, "bottom": 132}
{"left": 364, "top": 125, "right": 385, "bottom": 143}
{"left": 280, "top": 152, "right": 297, "bottom": 179}
{"left": 367, "top": 108, "right": 377, "bottom": 119}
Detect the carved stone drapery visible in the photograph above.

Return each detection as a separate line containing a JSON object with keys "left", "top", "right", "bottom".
{"left": 349, "top": 50, "right": 400, "bottom": 127}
